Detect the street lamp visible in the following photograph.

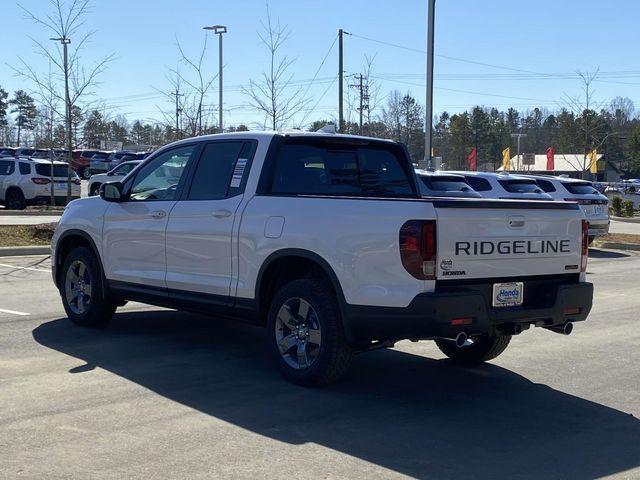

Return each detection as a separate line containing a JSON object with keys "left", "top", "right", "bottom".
{"left": 203, "top": 25, "right": 227, "bottom": 133}
{"left": 51, "top": 36, "right": 73, "bottom": 202}
{"left": 424, "top": 0, "right": 436, "bottom": 169}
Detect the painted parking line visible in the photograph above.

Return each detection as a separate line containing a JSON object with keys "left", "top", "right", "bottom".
{"left": 0, "top": 308, "right": 30, "bottom": 316}
{"left": 0, "top": 263, "right": 51, "bottom": 273}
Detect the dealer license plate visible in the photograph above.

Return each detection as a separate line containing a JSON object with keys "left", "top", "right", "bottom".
{"left": 492, "top": 282, "right": 524, "bottom": 307}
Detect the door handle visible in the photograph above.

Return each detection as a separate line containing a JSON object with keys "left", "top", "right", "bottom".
{"left": 212, "top": 209, "right": 232, "bottom": 218}
{"left": 150, "top": 210, "right": 167, "bottom": 219}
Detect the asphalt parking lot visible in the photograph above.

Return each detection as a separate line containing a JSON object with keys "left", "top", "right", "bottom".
{"left": 1, "top": 251, "right": 640, "bottom": 479}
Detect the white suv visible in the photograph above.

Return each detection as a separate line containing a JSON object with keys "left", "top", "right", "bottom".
{"left": 0, "top": 157, "right": 81, "bottom": 209}
{"left": 524, "top": 175, "right": 610, "bottom": 240}
{"left": 449, "top": 171, "right": 553, "bottom": 200}
{"left": 88, "top": 160, "right": 141, "bottom": 196}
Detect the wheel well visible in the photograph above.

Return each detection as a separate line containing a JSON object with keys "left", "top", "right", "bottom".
{"left": 5, "top": 186, "right": 23, "bottom": 198}
{"left": 257, "top": 255, "right": 340, "bottom": 321}
{"left": 55, "top": 234, "right": 95, "bottom": 286}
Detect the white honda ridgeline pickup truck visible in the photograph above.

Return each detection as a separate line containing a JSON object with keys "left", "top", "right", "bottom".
{"left": 51, "top": 132, "right": 593, "bottom": 385}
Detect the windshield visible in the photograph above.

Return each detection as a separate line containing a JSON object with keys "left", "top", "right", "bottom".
{"left": 562, "top": 182, "right": 598, "bottom": 195}
{"left": 498, "top": 179, "right": 543, "bottom": 194}
{"left": 420, "top": 175, "right": 471, "bottom": 192}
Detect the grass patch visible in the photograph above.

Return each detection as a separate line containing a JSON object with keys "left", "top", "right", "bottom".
{"left": 594, "top": 233, "right": 640, "bottom": 245}
{"left": 0, "top": 223, "right": 56, "bottom": 247}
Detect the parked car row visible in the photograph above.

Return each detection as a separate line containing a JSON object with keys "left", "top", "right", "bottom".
{"left": 0, "top": 146, "right": 152, "bottom": 180}
{"left": 415, "top": 170, "right": 610, "bottom": 241}
{"left": 0, "top": 156, "right": 81, "bottom": 209}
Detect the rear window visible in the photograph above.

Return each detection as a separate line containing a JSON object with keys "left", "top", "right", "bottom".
{"left": 92, "top": 153, "right": 108, "bottom": 159}
{"left": 464, "top": 176, "right": 492, "bottom": 191}
{"left": 35, "top": 164, "right": 69, "bottom": 177}
{"left": 420, "top": 175, "right": 472, "bottom": 192}
{"left": 498, "top": 179, "right": 543, "bottom": 193}
{"left": 562, "top": 182, "right": 598, "bottom": 195}
{"left": 269, "top": 141, "right": 414, "bottom": 197}
{"left": 535, "top": 179, "right": 556, "bottom": 192}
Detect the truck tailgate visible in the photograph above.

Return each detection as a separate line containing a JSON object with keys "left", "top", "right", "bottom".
{"left": 433, "top": 199, "right": 584, "bottom": 280}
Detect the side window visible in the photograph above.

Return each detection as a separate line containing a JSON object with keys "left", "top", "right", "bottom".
{"left": 187, "top": 142, "right": 246, "bottom": 200}
{"left": 465, "top": 176, "right": 492, "bottom": 191}
{"left": 129, "top": 145, "right": 195, "bottom": 201}
{"left": 19, "top": 162, "right": 31, "bottom": 175}
{"left": 0, "top": 160, "right": 15, "bottom": 175}
{"left": 357, "top": 148, "right": 413, "bottom": 196}
{"left": 536, "top": 179, "right": 556, "bottom": 192}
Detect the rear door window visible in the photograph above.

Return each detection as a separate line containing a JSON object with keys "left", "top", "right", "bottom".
{"left": 187, "top": 141, "right": 248, "bottom": 200}
{"left": 498, "top": 179, "right": 543, "bottom": 193}
{"left": 269, "top": 141, "right": 414, "bottom": 197}
{"left": 19, "top": 162, "right": 31, "bottom": 175}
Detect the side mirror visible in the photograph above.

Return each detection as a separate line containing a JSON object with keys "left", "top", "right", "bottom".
{"left": 100, "top": 182, "right": 125, "bottom": 202}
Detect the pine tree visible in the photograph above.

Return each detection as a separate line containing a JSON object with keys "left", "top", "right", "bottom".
{"left": 9, "top": 90, "right": 38, "bottom": 145}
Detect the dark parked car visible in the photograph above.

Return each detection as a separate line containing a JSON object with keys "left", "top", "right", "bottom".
{"left": 73, "top": 149, "right": 103, "bottom": 178}
{"left": 0, "top": 147, "right": 16, "bottom": 157}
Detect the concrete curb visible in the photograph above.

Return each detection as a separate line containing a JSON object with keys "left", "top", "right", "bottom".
{"left": 611, "top": 217, "right": 640, "bottom": 224}
{"left": 0, "top": 210, "right": 62, "bottom": 216}
{"left": 0, "top": 246, "right": 51, "bottom": 257}
{"left": 596, "top": 242, "right": 640, "bottom": 252}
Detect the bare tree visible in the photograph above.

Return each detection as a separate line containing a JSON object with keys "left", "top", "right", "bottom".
{"left": 169, "top": 36, "right": 217, "bottom": 136}
{"left": 13, "top": 0, "right": 113, "bottom": 201}
{"left": 561, "top": 69, "right": 607, "bottom": 176}
{"left": 243, "top": 2, "right": 310, "bottom": 130}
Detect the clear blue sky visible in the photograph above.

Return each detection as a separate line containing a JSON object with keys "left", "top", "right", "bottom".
{"left": 1, "top": 0, "right": 638, "bottom": 129}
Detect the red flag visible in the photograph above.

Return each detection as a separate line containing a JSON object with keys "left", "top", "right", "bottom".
{"left": 467, "top": 147, "right": 477, "bottom": 171}
{"left": 546, "top": 147, "right": 555, "bottom": 171}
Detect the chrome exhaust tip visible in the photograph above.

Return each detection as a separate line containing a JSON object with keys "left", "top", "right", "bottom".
{"left": 455, "top": 331, "right": 468, "bottom": 348}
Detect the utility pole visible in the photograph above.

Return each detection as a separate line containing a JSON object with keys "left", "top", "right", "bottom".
{"left": 511, "top": 133, "right": 527, "bottom": 171}
{"left": 170, "top": 90, "right": 184, "bottom": 139}
{"left": 338, "top": 29, "right": 344, "bottom": 133}
{"left": 349, "top": 74, "right": 370, "bottom": 135}
{"left": 52, "top": 36, "right": 72, "bottom": 203}
{"left": 424, "top": 0, "right": 436, "bottom": 169}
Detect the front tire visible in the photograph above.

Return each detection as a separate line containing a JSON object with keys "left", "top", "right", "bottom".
{"left": 267, "top": 279, "right": 353, "bottom": 386}
{"left": 60, "top": 246, "right": 116, "bottom": 326}
{"left": 435, "top": 331, "right": 511, "bottom": 364}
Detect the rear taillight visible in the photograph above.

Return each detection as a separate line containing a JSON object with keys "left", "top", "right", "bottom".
{"left": 581, "top": 219, "right": 589, "bottom": 272}
{"left": 31, "top": 178, "right": 50, "bottom": 185}
{"left": 73, "top": 178, "right": 81, "bottom": 185}
{"left": 565, "top": 198, "right": 589, "bottom": 205}
{"left": 399, "top": 220, "right": 437, "bottom": 280}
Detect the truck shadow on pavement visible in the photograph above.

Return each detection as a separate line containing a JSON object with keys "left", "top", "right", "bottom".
{"left": 34, "top": 311, "right": 640, "bottom": 480}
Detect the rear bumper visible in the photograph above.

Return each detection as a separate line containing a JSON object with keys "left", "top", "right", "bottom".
{"left": 344, "top": 279, "right": 593, "bottom": 344}
{"left": 587, "top": 219, "right": 610, "bottom": 237}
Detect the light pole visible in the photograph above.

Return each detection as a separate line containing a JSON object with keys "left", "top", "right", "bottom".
{"left": 203, "top": 25, "right": 227, "bottom": 133}
{"left": 51, "top": 36, "right": 72, "bottom": 202}
{"left": 511, "top": 133, "right": 527, "bottom": 171}
{"left": 424, "top": 0, "right": 436, "bottom": 169}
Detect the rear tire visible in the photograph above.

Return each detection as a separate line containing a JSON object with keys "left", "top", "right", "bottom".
{"left": 267, "top": 279, "right": 352, "bottom": 386}
{"left": 5, "top": 189, "right": 26, "bottom": 210}
{"left": 435, "top": 331, "right": 511, "bottom": 364}
{"left": 60, "top": 246, "right": 116, "bottom": 327}
{"left": 83, "top": 168, "right": 91, "bottom": 179}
